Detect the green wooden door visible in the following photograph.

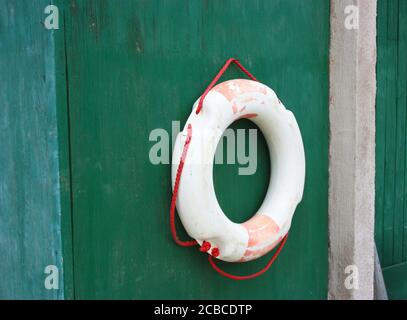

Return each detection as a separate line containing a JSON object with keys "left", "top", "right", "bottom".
{"left": 376, "top": 0, "right": 407, "bottom": 300}
{"left": 62, "top": 0, "right": 329, "bottom": 299}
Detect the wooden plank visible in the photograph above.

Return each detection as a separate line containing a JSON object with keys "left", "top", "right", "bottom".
{"left": 376, "top": 0, "right": 407, "bottom": 298}
{"left": 400, "top": 0, "right": 407, "bottom": 264}
{"left": 375, "top": 0, "right": 389, "bottom": 262}
{"left": 382, "top": 0, "right": 399, "bottom": 267}
{"left": 65, "top": 0, "right": 329, "bottom": 299}
{"left": 394, "top": 0, "right": 407, "bottom": 264}
{"left": 0, "top": 0, "right": 64, "bottom": 299}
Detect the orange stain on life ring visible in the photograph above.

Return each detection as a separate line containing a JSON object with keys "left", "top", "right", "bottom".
{"left": 213, "top": 80, "right": 267, "bottom": 115}
{"left": 213, "top": 79, "right": 268, "bottom": 102}
{"left": 242, "top": 236, "right": 283, "bottom": 262}
{"left": 241, "top": 215, "right": 281, "bottom": 261}
{"left": 238, "top": 113, "right": 258, "bottom": 119}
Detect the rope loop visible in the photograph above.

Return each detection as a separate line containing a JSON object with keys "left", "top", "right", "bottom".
{"left": 196, "top": 58, "right": 257, "bottom": 114}
{"left": 208, "top": 235, "right": 288, "bottom": 280}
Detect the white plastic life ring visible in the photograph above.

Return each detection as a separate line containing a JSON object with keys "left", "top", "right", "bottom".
{"left": 172, "top": 79, "right": 305, "bottom": 263}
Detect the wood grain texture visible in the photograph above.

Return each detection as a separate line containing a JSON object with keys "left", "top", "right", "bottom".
{"left": 64, "top": 0, "right": 329, "bottom": 299}
{"left": 0, "top": 0, "right": 64, "bottom": 299}
{"left": 376, "top": 0, "right": 407, "bottom": 299}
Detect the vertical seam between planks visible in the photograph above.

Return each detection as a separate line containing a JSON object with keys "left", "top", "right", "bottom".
{"left": 63, "top": 11, "right": 76, "bottom": 300}
{"left": 378, "top": 0, "right": 387, "bottom": 261}
{"left": 392, "top": 0, "right": 400, "bottom": 264}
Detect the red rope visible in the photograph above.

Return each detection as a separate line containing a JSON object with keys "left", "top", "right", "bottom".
{"left": 208, "top": 234, "right": 289, "bottom": 280}
{"left": 196, "top": 58, "right": 257, "bottom": 114}
{"left": 170, "top": 58, "right": 288, "bottom": 280}
{"left": 169, "top": 124, "right": 197, "bottom": 247}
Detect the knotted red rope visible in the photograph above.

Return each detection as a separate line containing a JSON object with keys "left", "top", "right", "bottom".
{"left": 170, "top": 58, "right": 288, "bottom": 280}
{"left": 170, "top": 124, "right": 196, "bottom": 247}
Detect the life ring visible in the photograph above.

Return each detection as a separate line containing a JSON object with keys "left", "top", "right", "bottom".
{"left": 172, "top": 79, "right": 305, "bottom": 263}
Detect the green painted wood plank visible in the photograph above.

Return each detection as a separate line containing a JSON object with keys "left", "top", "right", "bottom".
{"left": 382, "top": 0, "right": 399, "bottom": 267}
{"left": 375, "top": 0, "right": 389, "bottom": 262}
{"left": 0, "top": 0, "right": 64, "bottom": 299}
{"left": 394, "top": 0, "right": 407, "bottom": 265}
{"left": 65, "top": 0, "right": 329, "bottom": 299}
{"left": 400, "top": 0, "right": 407, "bottom": 264}
{"left": 376, "top": 0, "right": 407, "bottom": 298}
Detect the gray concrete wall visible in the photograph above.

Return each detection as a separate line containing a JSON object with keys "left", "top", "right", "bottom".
{"left": 328, "top": 0, "right": 377, "bottom": 299}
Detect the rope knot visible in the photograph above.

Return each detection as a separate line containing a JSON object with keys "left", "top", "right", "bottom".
{"left": 199, "top": 241, "right": 211, "bottom": 252}
{"left": 211, "top": 247, "right": 220, "bottom": 257}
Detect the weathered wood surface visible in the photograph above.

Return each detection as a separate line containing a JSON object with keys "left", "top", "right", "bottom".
{"left": 0, "top": 0, "right": 64, "bottom": 299}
